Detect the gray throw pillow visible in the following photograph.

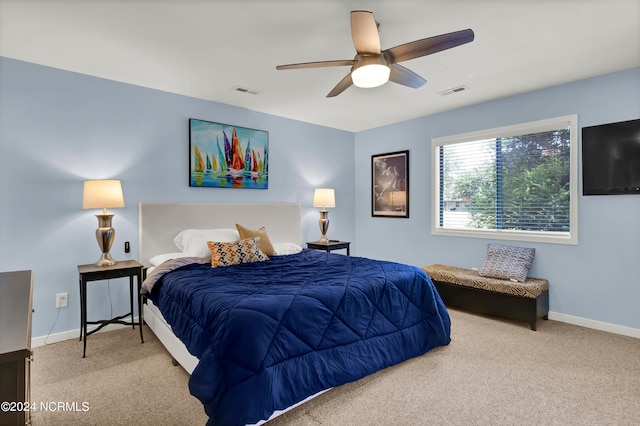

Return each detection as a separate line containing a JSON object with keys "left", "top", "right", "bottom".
{"left": 478, "top": 244, "right": 535, "bottom": 283}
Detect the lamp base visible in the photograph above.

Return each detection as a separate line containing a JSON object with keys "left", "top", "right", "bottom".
{"left": 318, "top": 209, "right": 330, "bottom": 243}
{"left": 94, "top": 214, "right": 117, "bottom": 267}
{"left": 95, "top": 253, "right": 118, "bottom": 267}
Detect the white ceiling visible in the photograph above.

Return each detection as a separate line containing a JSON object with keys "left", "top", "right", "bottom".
{"left": 1, "top": 0, "right": 639, "bottom": 132}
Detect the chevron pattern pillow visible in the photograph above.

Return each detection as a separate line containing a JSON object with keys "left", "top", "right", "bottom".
{"left": 478, "top": 244, "right": 535, "bottom": 283}
{"left": 208, "top": 237, "right": 269, "bottom": 268}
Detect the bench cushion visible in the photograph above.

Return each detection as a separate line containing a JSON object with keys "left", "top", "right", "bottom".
{"left": 423, "top": 264, "right": 548, "bottom": 299}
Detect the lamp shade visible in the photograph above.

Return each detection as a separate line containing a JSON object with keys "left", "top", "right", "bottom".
{"left": 313, "top": 188, "right": 335, "bottom": 208}
{"left": 351, "top": 55, "right": 390, "bottom": 88}
{"left": 351, "top": 64, "right": 390, "bottom": 88}
{"left": 82, "top": 180, "right": 125, "bottom": 210}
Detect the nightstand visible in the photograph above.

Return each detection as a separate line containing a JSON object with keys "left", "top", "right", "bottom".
{"left": 307, "top": 240, "right": 351, "bottom": 255}
{"left": 77, "top": 260, "right": 144, "bottom": 358}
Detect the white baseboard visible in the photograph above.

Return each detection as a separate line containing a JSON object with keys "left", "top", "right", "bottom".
{"left": 32, "top": 313, "right": 638, "bottom": 348}
{"left": 31, "top": 317, "right": 140, "bottom": 348}
{"left": 548, "top": 312, "right": 640, "bottom": 338}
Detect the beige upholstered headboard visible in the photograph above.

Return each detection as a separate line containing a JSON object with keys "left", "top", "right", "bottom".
{"left": 139, "top": 202, "right": 302, "bottom": 266}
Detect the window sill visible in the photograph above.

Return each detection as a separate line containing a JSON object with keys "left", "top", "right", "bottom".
{"left": 431, "top": 227, "right": 577, "bottom": 245}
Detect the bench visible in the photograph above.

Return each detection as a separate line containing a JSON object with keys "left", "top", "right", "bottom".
{"left": 423, "top": 264, "right": 549, "bottom": 330}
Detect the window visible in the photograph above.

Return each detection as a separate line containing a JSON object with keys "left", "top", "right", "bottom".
{"left": 432, "top": 115, "right": 578, "bottom": 244}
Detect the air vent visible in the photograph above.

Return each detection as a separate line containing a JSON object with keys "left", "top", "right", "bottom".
{"left": 232, "top": 86, "right": 261, "bottom": 95}
{"left": 438, "top": 85, "right": 469, "bottom": 96}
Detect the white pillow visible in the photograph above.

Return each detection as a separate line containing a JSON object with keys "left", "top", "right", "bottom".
{"left": 173, "top": 228, "right": 240, "bottom": 257}
{"left": 273, "top": 242, "right": 303, "bottom": 255}
{"left": 149, "top": 252, "right": 185, "bottom": 266}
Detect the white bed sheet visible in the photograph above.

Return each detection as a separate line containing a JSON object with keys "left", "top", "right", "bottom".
{"left": 143, "top": 298, "right": 199, "bottom": 374}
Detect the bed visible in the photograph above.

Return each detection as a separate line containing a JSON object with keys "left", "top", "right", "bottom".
{"left": 139, "top": 202, "right": 451, "bottom": 426}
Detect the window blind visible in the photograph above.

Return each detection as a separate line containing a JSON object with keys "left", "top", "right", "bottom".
{"left": 438, "top": 128, "right": 571, "bottom": 233}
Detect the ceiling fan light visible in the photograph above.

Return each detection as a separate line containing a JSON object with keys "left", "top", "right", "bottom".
{"left": 352, "top": 63, "right": 390, "bottom": 88}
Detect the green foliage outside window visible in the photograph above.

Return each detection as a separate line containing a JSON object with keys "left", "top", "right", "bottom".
{"left": 441, "top": 129, "right": 570, "bottom": 233}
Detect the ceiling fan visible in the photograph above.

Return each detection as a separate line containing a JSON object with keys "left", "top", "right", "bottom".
{"left": 276, "top": 10, "right": 474, "bottom": 98}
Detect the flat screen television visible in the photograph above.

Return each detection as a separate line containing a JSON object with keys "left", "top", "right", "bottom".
{"left": 582, "top": 118, "right": 640, "bottom": 195}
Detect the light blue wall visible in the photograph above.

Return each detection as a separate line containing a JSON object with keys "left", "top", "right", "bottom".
{"left": 0, "top": 57, "right": 355, "bottom": 339}
{"left": 2, "top": 55, "right": 639, "bottom": 338}
{"left": 354, "top": 67, "right": 640, "bottom": 330}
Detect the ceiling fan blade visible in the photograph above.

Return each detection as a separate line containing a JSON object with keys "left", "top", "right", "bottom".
{"left": 276, "top": 60, "right": 354, "bottom": 70}
{"left": 389, "top": 63, "right": 426, "bottom": 88}
{"left": 351, "top": 11, "right": 381, "bottom": 54}
{"left": 326, "top": 73, "right": 353, "bottom": 98}
{"left": 385, "top": 29, "right": 475, "bottom": 63}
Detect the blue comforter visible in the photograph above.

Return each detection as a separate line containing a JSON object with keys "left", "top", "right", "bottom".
{"left": 149, "top": 249, "right": 450, "bottom": 425}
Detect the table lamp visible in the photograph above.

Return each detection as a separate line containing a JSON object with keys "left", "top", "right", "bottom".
{"left": 82, "top": 179, "right": 125, "bottom": 266}
{"left": 313, "top": 188, "right": 335, "bottom": 243}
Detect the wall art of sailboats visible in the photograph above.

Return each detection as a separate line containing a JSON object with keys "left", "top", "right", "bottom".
{"left": 189, "top": 119, "right": 268, "bottom": 189}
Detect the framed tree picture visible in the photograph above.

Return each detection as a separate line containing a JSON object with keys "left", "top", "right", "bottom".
{"left": 189, "top": 118, "right": 268, "bottom": 189}
{"left": 372, "top": 150, "right": 409, "bottom": 218}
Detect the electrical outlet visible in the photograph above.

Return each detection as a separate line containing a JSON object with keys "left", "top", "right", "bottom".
{"left": 56, "top": 292, "right": 68, "bottom": 308}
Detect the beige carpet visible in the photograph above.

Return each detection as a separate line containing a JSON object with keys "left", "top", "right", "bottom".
{"left": 31, "top": 309, "right": 640, "bottom": 425}
{"left": 31, "top": 325, "right": 208, "bottom": 425}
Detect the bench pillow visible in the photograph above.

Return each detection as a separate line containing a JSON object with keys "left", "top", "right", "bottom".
{"left": 478, "top": 244, "right": 535, "bottom": 283}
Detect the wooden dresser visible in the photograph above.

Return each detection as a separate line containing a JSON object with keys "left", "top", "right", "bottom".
{"left": 0, "top": 270, "right": 34, "bottom": 425}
